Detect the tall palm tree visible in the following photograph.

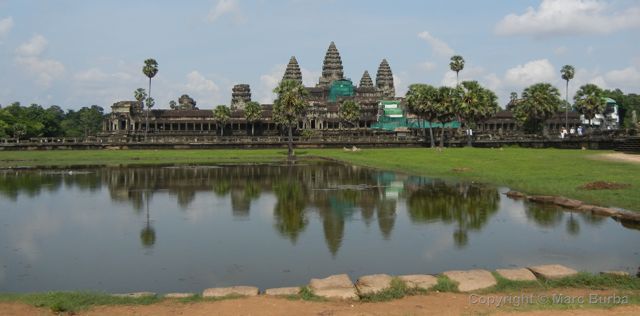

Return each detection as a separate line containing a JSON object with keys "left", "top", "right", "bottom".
{"left": 243, "top": 101, "right": 262, "bottom": 136}
{"left": 213, "top": 105, "right": 231, "bottom": 136}
{"left": 449, "top": 55, "right": 465, "bottom": 86}
{"left": 134, "top": 88, "right": 147, "bottom": 110}
{"left": 574, "top": 83, "right": 605, "bottom": 128}
{"left": 142, "top": 59, "right": 159, "bottom": 140}
{"left": 560, "top": 65, "right": 575, "bottom": 128}
{"left": 273, "top": 79, "right": 309, "bottom": 160}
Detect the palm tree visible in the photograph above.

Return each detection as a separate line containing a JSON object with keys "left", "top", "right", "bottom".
{"left": 338, "top": 100, "right": 361, "bottom": 129}
{"left": 514, "top": 83, "right": 562, "bottom": 134}
{"left": 449, "top": 55, "right": 465, "bottom": 86}
{"left": 405, "top": 84, "right": 439, "bottom": 148}
{"left": 561, "top": 65, "right": 575, "bottom": 128}
{"left": 457, "top": 81, "right": 499, "bottom": 146}
{"left": 273, "top": 79, "right": 309, "bottom": 160}
{"left": 574, "top": 83, "right": 605, "bottom": 128}
{"left": 142, "top": 59, "right": 159, "bottom": 140}
{"left": 213, "top": 105, "right": 231, "bottom": 136}
{"left": 435, "top": 86, "right": 459, "bottom": 148}
{"left": 243, "top": 101, "right": 262, "bottom": 136}
{"left": 134, "top": 88, "right": 147, "bottom": 110}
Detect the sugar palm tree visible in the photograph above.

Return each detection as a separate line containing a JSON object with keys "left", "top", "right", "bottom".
{"left": 449, "top": 55, "right": 465, "bottom": 86}
{"left": 405, "top": 84, "right": 439, "bottom": 148}
{"left": 457, "top": 81, "right": 499, "bottom": 146}
{"left": 273, "top": 79, "right": 309, "bottom": 160}
{"left": 213, "top": 105, "right": 231, "bottom": 136}
{"left": 574, "top": 83, "right": 605, "bottom": 128}
{"left": 561, "top": 65, "right": 575, "bottom": 128}
{"left": 243, "top": 101, "right": 262, "bottom": 136}
{"left": 142, "top": 59, "right": 158, "bottom": 140}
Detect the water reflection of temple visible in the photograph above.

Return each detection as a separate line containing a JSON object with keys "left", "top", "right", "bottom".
{"left": 1, "top": 164, "right": 618, "bottom": 255}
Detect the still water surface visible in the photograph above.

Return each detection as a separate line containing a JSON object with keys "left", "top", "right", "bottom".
{"left": 0, "top": 162, "right": 638, "bottom": 293}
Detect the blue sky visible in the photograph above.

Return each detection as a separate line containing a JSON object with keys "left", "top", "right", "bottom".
{"left": 1, "top": 0, "right": 639, "bottom": 110}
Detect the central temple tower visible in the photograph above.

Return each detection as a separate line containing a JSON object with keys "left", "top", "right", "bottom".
{"left": 318, "top": 42, "right": 344, "bottom": 87}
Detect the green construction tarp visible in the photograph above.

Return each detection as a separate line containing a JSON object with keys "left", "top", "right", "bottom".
{"left": 383, "top": 108, "right": 403, "bottom": 116}
{"left": 328, "top": 80, "right": 355, "bottom": 102}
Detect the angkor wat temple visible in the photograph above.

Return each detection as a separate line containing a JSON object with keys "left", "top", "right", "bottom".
{"left": 103, "top": 42, "right": 397, "bottom": 137}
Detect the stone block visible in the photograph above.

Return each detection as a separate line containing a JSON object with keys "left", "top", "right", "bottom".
{"left": 398, "top": 274, "right": 438, "bottom": 290}
{"left": 527, "top": 264, "right": 578, "bottom": 280}
{"left": 309, "top": 274, "right": 358, "bottom": 300}
{"left": 202, "top": 286, "right": 259, "bottom": 298}
{"left": 264, "top": 287, "right": 300, "bottom": 296}
{"left": 442, "top": 270, "right": 496, "bottom": 292}
{"left": 355, "top": 274, "right": 393, "bottom": 295}
{"left": 495, "top": 268, "right": 537, "bottom": 281}
{"left": 164, "top": 293, "right": 195, "bottom": 298}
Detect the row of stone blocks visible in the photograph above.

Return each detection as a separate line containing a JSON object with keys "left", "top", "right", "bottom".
{"left": 113, "top": 264, "right": 632, "bottom": 300}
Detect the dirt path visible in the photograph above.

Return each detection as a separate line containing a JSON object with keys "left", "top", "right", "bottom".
{"left": 1, "top": 289, "right": 638, "bottom": 316}
{"left": 595, "top": 152, "right": 640, "bottom": 164}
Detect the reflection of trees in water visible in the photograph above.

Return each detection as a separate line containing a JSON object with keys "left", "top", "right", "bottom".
{"left": 0, "top": 171, "right": 73, "bottom": 200}
{"left": 273, "top": 175, "right": 308, "bottom": 243}
{"left": 524, "top": 203, "right": 564, "bottom": 228}
{"left": 407, "top": 181, "right": 499, "bottom": 248}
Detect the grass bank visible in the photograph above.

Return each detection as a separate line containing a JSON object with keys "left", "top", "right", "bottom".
{"left": 0, "top": 147, "right": 638, "bottom": 211}
{"left": 1, "top": 273, "right": 638, "bottom": 313}
{"left": 306, "top": 148, "right": 640, "bottom": 211}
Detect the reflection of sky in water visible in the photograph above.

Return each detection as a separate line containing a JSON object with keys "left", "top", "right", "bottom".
{"left": 0, "top": 163, "right": 638, "bottom": 293}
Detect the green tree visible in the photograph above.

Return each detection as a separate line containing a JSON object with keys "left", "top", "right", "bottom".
{"left": 457, "top": 81, "right": 499, "bottom": 146}
{"left": 134, "top": 88, "right": 147, "bottom": 109}
{"left": 142, "top": 58, "right": 159, "bottom": 140}
{"left": 213, "top": 105, "right": 231, "bottom": 136}
{"left": 406, "top": 84, "right": 439, "bottom": 148}
{"left": 435, "top": 86, "right": 458, "bottom": 147}
{"left": 169, "top": 100, "right": 177, "bottom": 109}
{"left": 561, "top": 65, "right": 576, "bottom": 128}
{"left": 243, "top": 101, "right": 262, "bottom": 136}
{"left": 338, "top": 100, "right": 361, "bottom": 128}
{"left": 273, "top": 79, "right": 309, "bottom": 160}
{"left": 12, "top": 123, "right": 27, "bottom": 141}
{"left": 574, "top": 83, "right": 606, "bottom": 127}
{"left": 449, "top": 55, "right": 465, "bottom": 85}
{"left": 513, "top": 83, "right": 562, "bottom": 134}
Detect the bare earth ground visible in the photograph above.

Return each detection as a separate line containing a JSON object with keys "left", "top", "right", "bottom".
{"left": 1, "top": 289, "right": 638, "bottom": 316}
{"left": 595, "top": 152, "right": 640, "bottom": 164}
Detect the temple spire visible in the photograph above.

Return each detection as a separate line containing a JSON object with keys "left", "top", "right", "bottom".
{"left": 282, "top": 56, "right": 303, "bottom": 85}
{"left": 318, "top": 41, "right": 344, "bottom": 87}
{"left": 359, "top": 70, "right": 374, "bottom": 88}
{"left": 376, "top": 59, "right": 395, "bottom": 99}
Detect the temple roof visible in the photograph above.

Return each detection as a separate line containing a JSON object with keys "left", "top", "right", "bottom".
{"left": 376, "top": 59, "right": 395, "bottom": 98}
{"left": 282, "top": 56, "right": 303, "bottom": 84}
{"left": 359, "top": 70, "right": 374, "bottom": 88}
{"left": 319, "top": 42, "right": 344, "bottom": 87}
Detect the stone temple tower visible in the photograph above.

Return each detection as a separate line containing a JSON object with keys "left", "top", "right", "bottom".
{"left": 282, "top": 56, "right": 303, "bottom": 85}
{"left": 231, "top": 84, "right": 251, "bottom": 110}
{"left": 318, "top": 42, "right": 344, "bottom": 87}
{"left": 359, "top": 70, "right": 374, "bottom": 88}
{"left": 375, "top": 59, "right": 395, "bottom": 99}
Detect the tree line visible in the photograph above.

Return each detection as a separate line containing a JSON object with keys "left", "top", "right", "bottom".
{"left": 0, "top": 102, "right": 104, "bottom": 139}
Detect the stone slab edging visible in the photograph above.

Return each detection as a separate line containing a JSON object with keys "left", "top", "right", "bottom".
{"left": 504, "top": 191, "right": 640, "bottom": 223}
{"left": 107, "top": 263, "right": 635, "bottom": 301}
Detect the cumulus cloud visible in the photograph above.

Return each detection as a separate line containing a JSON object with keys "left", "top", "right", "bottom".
{"left": 504, "top": 59, "right": 555, "bottom": 86}
{"left": 181, "top": 71, "right": 221, "bottom": 106}
{"left": 419, "top": 61, "right": 436, "bottom": 72}
{"left": 15, "top": 34, "right": 65, "bottom": 87}
{"left": 440, "top": 65, "right": 486, "bottom": 87}
{"left": 495, "top": 0, "right": 640, "bottom": 37}
{"left": 207, "top": 0, "right": 245, "bottom": 23}
{"left": 603, "top": 66, "right": 640, "bottom": 89}
{"left": 0, "top": 16, "right": 13, "bottom": 40}
{"left": 417, "top": 31, "right": 454, "bottom": 57}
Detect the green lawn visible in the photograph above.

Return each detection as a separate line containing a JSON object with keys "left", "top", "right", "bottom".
{"left": 0, "top": 147, "right": 638, "bottom": 211}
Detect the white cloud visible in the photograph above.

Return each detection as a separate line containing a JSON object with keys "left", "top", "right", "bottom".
{"left": 504, "top": 59, "right": 555, "bottom": 86}
{"left": 440, "top": 65, "right": 486, "bottom": 87}
{"left": 495, "top": 0, "right": 640, "bottom": 37}
{"left": 554, "top": 46, "right": 568, "bottom": 55}
{"left": 0, "top": 16, "right": 13, "bottom": 40}
{"left": 182, "top": 71, "right": 221, "bottom": 106}
{"left": 258, "top": 64, "right": 286, "bottom": 104}
{"left": 207, "top": 0, "right": 245, "bottom": 23}
{"left": 419, "top": 61, "right": 436, "bottom": 72}
{"left": 393, "top": 74, "right": 407, "bottom": 97}
{"left": 16, "top": 34, "right": 47, "bottom": 56}
{"left": 15, "top": 35, "right": 65, "bottom": 88}
{"left": 604, "top": 66, "right": 640, "bottom": 88}
{"left": 484, "top": 73, "right": 502, "bottom": 91}
{"left": 417, "top": 31, "right": 454, "bottom": 57}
